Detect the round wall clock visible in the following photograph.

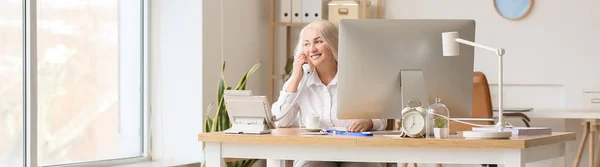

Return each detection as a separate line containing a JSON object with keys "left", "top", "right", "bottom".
{"left": 494, "top": 0, "right": 534, "bottom": 20}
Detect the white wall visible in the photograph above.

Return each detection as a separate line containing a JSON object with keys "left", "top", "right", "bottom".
{"left": 385, "top": 0, "right": 600, "bottom": 167}
{"left": 386, "top": 0, "right": 600, "bottom": 109}
{"left": 150, "top": 0, "right": 204, "bottom": 166}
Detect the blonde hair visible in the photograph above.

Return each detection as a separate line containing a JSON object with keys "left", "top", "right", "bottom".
{"left": 293, "top": 20, "right": 339, "bottom": 62}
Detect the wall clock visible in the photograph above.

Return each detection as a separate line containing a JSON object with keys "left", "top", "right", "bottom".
{"left": 494, "top": 0, "right": 534, "bottom": 20}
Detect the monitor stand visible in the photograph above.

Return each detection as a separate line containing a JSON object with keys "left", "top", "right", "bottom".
{"left": 224, "top": 116, "right": 272, "bottom": 134}
{"left": 385, "top": 69, "right": 429, "bottom": 138}
{"left": 400, "top": 69, "right": 429, "bottom": 108}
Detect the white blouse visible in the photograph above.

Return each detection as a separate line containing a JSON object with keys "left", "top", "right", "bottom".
{"left": 271, "top": 71, "right": 387, "bottom": 131}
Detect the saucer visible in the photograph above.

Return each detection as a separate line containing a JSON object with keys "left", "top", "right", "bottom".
{"left": 301, "top": 128, "right": 322, "bottom": 132}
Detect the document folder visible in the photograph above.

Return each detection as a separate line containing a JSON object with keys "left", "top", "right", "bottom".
{"left": 301, "top": 0, "right": 327, "bottom": 23}
{"left": 291, "top": 0, "right": 303, "bottom": 23}
{"left": 279, "top": 0, "right": 292, "bottom": 23}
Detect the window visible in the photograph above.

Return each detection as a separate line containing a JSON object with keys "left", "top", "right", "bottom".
{"left": 0, "top": 0, "right": 24, "bottom": 166}
{"left": 4, "top": 0, "right": 148, "bottom": 166}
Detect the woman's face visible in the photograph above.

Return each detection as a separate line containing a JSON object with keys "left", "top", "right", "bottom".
{"left": 302, "top": 28, "right": 334, "bottom": 68}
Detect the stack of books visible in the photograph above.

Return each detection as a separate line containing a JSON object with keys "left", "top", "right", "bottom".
{"left": 472, "top": 127, "right": 552, "bottom": 135}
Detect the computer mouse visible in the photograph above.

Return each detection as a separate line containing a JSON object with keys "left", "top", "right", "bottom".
{"left": 330, "top": 127, "right": 347, "bottom": 131}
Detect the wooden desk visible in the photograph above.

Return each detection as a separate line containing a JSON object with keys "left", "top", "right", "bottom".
{"left": 198, "top": 128, "right": 575, "bottom": 167}
{"left": 523, "top": 109, "right": 600, "bottom": 167}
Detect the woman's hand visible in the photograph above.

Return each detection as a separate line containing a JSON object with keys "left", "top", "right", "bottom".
{"left": 292, "top": 52, "right": 308, "bottom": 79}
{"left": 347, "top": 119, "right": 373, "bottom": 132}
{"left": 286, "top": 52, "right": 310, "bottom": 93}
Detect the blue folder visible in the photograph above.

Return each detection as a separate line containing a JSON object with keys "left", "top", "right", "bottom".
{"left": 326, "top": 130, "right": 373, "bottom": 136}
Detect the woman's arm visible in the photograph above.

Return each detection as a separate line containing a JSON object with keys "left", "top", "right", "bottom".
{"left": 370, "top": 119, "right": 388, "bottom": 131}
{"left": 271, "top": 79, "right": 302, "bottom": 128}
{"left": 347, "top": 118, "right": 388, "bottom": 132}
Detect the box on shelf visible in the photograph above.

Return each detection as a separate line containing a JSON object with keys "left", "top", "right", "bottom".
{"left": 279, "top": 0, "right": 292, "bottom": 23}
{"left": 328, "top": 0, "right": 365, "bottom": 26}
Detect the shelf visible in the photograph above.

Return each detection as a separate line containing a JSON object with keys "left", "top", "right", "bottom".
{"left": 268, "top": 0, "right": 384, "bottom": 102}
{"left": 272, "top": 22, "right": 309, "bottom": 27}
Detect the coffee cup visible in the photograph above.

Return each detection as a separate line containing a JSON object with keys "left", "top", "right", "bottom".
{"left": 304, "top": 116, "right": 320, "bottom": 129}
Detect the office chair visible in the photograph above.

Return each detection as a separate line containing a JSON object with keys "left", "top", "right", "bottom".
{"left": 451, "top": 72, "right": 531, "bottom": 133}
{"left": 446, "top": 71, "right": 531, "bottom": 167}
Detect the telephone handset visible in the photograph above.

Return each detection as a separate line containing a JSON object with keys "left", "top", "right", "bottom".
{"left": 302, "top": 63, "right": 313, "bottom": 75}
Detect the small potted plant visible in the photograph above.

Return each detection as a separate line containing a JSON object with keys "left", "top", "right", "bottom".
{"left": 433, "top": 118, "right": 449, "bottom": 139}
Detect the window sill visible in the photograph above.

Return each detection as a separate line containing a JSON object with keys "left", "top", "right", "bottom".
{"left": 111, "top": 160, "right": 201, "bottom": 167}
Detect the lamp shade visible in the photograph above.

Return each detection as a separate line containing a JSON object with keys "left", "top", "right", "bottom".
{"left": 442, "top": 32, "right": 459, "bottom": 56}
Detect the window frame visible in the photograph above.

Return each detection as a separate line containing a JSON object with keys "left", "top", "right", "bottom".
{"left": 22, "top": 0, "right": 151, "bottom": 166}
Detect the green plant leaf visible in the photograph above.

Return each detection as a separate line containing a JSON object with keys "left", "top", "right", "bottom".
{"left": 222, "top": 61, "right": 226, "bottom": 72}
{"left": 284, "top": 55, "right": 293, "bottom": 81}
{"left": 217, "top": 61, "right": 228, "bottom": 113}
{"left": 204, "top": 103, "right": 214, "bottom": 132}
{"left": 434, "top": 118, "right": 447, "bottom": 128}
{"left": 200, "top": 147, "right": 207, "bottom": 167}
{"left": 235, "top": 63, "right": 260, "bottom": 90}
{"left": 242, "top": 159, "right": 258, "bottom": 167}
{"left": 212, "top": 74, "right": 228, "bottom": 132}
{"left": 217, "top": 76, "right": 227, "bottom": 108}
{"left": 205, "top": 117, "right": 213, "bottom": 133}
{"left": 219, "top": 97, "right": 230, "bottom": 130}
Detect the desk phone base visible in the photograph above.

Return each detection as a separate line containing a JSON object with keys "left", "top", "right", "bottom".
{"left": 223, "top": 124, "right": 271, "bottom": 134}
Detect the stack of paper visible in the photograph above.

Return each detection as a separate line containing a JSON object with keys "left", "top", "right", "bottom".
{"left": 472, "top": 127, "right": 552, "bottom": 135}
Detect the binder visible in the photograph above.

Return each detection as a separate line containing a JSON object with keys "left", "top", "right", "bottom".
{"left": 291, "top": 0, "right": 302, "bottom": 23}
{"left": 279, "top": 0, "right": 292, "bottom": 23}
{"left": 301, "top": 0, "right": 327, "bottom": 23}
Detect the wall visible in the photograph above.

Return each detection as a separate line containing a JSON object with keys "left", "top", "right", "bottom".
{"left": 150, "top": 0, "right": 204, "bottom": 166}
{"left": 385, "top": 0, "right": 600, "bottom": 167}
{"left": 202, "top": 0, "right": 271, "bottom": 119}
{"left": 386, "top": 0, "right": 600, "bottom": 109}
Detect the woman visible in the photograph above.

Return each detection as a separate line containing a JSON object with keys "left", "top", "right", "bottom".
{"left": 271, "top": 20, "right": 386, "bottom": 167}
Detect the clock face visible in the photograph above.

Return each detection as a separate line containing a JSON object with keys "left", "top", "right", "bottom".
{"left": 402, "top": 112, "right": 425, "bottom": 135}
{"left": 494, "top": 0, "right": 533, "bottom": 20}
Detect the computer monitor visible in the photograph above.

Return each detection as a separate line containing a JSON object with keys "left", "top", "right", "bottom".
{"left": 337, "top": 19, "right": 476, "bottom": 119}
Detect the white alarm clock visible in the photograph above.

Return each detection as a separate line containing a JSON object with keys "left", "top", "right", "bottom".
{"left": 401, "top": 107, "right": 427, "bottom": 138}
{"left": 400, "top": 99, "right": 427, "bottom": 138}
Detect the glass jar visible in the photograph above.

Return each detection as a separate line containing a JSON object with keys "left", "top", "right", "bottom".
{"left": 426, "top": 98, "right": 450, "bottom": 139}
